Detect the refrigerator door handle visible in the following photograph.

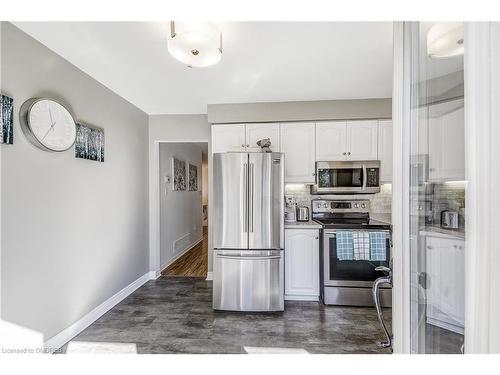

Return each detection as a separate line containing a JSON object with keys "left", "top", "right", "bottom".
{"left": 243, "top": 162, "right": 248, "bottom": 233}
{"left": 215, "top": 255, "right": 281, "bottom": 260}
{"left": 249, "top": 162, "right": 254, "bottom": 232}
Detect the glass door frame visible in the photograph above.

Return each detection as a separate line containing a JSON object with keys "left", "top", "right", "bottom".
{"left": 392, "top": 21, "right": 500, "bottom": 354}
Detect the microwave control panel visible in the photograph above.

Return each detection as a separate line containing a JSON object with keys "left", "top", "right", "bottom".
{"left": 366, "top": 168, "right": 379, "bottom": 187}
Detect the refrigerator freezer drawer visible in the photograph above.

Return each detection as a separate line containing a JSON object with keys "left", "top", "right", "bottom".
{"left": 213, "top": 250, "right": 284, "bottom": 312}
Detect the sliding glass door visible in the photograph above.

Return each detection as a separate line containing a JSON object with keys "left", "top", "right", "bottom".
{"left": 408, "top": 22, "right": 466, "bottom": 354}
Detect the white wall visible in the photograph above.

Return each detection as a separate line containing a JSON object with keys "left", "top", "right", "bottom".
{"left": 148, "top": 114, "right": 210, "bottom": 275}
{"left": 0, "top": 23, "right": 149, "bottom": 341}
{"left": 159, "top": 143, "right": 203, "bottom": 269}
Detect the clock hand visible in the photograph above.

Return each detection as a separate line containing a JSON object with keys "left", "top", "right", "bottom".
{"left": 41, "top": 122, "right": 56, "bottom": 141}
{"left": 48, "top": 106, "right": 54, "bottom": 125}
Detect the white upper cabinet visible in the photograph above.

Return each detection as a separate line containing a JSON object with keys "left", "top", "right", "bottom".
{"left": 211, "top": 124, "right": 246, "bottom": 153}
{"left": 378, "top": 120, "right": 393, "bottom": 182}
{"left": 280, "top": 122, "right": 316, "bottom": 183}
{"left": 315, "top": 120, "right": 378, "bottom": 161}
{"left": 285, "top": 229, "right": 320, "bottom": 300}
{"left": 428, "top": 100, "right": 465, "bottom": 182}
{"left": 315, "top": 121, "right": 347, "bottom": 161}
{"left": 245, "top": 123, "right": 280, "bottom": 152}
{"left": 346, "top": 120, "right": 378, "bottom": 161}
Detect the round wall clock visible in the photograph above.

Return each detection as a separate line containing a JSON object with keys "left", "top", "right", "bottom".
{"left": 20, "top": 98, "right": 77, "bottom": 152}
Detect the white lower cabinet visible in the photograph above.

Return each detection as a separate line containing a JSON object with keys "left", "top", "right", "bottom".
{"left": 285, "top": 229, "right": 320, "bottom": 301}
{"left": 425, "top": 235, "right": 465, "bottom": 334}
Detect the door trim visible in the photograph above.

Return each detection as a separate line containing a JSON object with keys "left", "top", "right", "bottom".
{"left": 464, "top": 22, "right": 500, "bottom": 353}
{"left": 391, "top": 21, "right": 412, "bottom": 354}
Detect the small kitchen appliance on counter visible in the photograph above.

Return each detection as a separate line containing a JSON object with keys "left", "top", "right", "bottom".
{"left": 441, "top": 210, "right": 459, "bottom": 229}
{"left": 296, "top": 206, "right": 310, "bottom": 222}
{"left": 285, "top": 195, "right": 297, "bottom": 223}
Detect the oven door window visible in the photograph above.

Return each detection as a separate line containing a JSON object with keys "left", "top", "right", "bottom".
{"left": 318, "top": 168, "right": 363, "bottom": 188}
{"left": 328, "top": 235, "right": 390, "bottom": 281}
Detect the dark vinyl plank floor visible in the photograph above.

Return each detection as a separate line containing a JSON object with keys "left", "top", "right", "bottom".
{"left": 62, "top": 277, "right": 392, "bottom": 354}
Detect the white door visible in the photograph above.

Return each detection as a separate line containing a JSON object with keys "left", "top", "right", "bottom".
{"left": 284, "top": 229, "right": 320, "bottom": 300}
{"left": 245, "top": 123, "right": 280, "bottom": 152}
{"left": 315, "top": 121, "right": 347, "bottom": 161}
{"left": 211, "top": 124, "right": 246, "bottom": 153}
{"left": 346, "top": 120, "right": 378, "bottom": 160}
{"left": 378, "top": 120, "right": 393, "bottom": 182}
{"left": 280, "top": 122, "right": 315, "bottom": 183}
{"left": 428, "top": 100, "right": 465, "bottom": 181}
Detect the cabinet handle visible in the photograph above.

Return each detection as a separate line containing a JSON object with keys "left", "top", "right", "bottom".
{"left": 347, "top": 152, "right": 351, "bottom": 156}
{"left": 241, "top": 144, "right": 246, "bottom": 148}
{"left": 343, "top": 152, "right": 347, "bottom": 155}
{"left": 427, "top": 245, "right": 433, "bottom": 249}
{"left": 246, "top": 144, "right": 250, "bottom": 147}
{"left": 315, "top": 237, "right": 319, "bottom": 240}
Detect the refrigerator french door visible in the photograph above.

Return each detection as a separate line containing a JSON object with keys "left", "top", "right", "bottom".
{"left": 212, "top": 152, "right": 284, "bottom": 311}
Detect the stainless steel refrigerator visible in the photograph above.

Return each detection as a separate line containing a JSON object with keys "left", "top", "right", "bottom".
{"left": 212, "top": 152, "right": 284, "bottom": 311}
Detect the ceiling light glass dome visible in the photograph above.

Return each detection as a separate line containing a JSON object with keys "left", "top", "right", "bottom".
{"left": 167, "top": 22, "right": 222, "bottom": 68}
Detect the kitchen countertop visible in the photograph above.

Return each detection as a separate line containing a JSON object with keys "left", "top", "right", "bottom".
{"left": 285, "top": 220, "right": 322, "bottom": 229}
{"left": 419, "top": 226, "right": 465, "bottom": 240}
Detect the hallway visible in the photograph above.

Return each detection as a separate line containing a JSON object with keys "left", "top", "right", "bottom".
{"left": 161, "top": 227, "right": 208, "bottom": 277}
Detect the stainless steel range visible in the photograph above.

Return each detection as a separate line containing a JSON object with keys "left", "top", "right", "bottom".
{"left": 312, "top": 199, "right": 392, "bottom": 307}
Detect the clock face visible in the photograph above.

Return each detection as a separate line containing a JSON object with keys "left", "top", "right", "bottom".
{"left": 28, "top": 99, "right": 76, "bottom": 152}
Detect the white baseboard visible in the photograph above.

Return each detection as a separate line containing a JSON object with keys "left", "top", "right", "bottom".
{"left": 43, "top": 272, "right": 152, "bottom": 352}
{"left": 285, "top": 295, "right": 319, "bottom": 302}
{"left": 148, "top": 271, "right": 159, "bottom": 280}
{"left": 160, "top": 237, "right": 203, "bottom": 272}
{"left": 206, "top": 272, "right": 213, "bottom": 281}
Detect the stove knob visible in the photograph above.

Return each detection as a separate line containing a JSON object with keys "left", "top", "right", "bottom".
{"left": 323, "top": 203, "right": 328, "bottom": 208}
{"left": 353, "top": 203, "right": 359, "bottom": 208}
{"left": 361, "top": 203, "right": 367, "bottom": 209}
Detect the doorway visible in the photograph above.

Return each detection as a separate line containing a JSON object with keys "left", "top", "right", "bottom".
{"left": 157, "top": 142, "right": 209, "bottom": 277}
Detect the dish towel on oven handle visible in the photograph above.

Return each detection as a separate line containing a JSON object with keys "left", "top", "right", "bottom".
{"left": 353, "top": 231, "right": 370, "bottom": 260}
{"left": 336, "top": 231, "right": 354, "bottom": 260}
{"left": 369, "top": 231, "right": 387, "bottom": 261}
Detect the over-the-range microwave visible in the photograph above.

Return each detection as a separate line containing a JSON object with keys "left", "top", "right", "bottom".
{"left": 311, "top": 160, "right": 381, "bottom": 195}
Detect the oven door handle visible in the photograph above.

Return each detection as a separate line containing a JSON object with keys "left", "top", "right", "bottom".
{"left": 362, "top": 164, "right": 367, "bottom": 190}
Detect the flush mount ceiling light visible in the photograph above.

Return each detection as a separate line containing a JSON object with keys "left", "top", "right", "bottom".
{"left": 427, "top": 22, "right": 464, "bottom": 59}
{"left": 167, "top": 21, "right": 222, "bottom": 68}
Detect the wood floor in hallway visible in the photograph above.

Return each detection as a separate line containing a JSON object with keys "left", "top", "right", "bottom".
{"left": 161, "top": 226, "right": 208, "bottom": 277}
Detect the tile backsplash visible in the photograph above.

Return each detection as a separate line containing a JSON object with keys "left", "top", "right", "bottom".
{"left": 285, "top": 183, "right": 393, "bottom": 223}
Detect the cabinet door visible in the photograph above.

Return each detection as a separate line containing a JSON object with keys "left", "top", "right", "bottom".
{"left": 280, "top": 122, "right": 315, "bottom": 183}
{"left": 425, "top": 236, "right": 465, "bottom": 333}
{"left": 211, "top": 124, "right": 246, "bottom": 153}
{"left": 378, "top": 120, "right": 393, "bottom": 182}
{"left": 428, "top": 100, "right": 465, "bottom": 181}
{"left": 245, "top": 123, "right": 280, "bottom": 152}
{"left": 285, "top": 229, "right": 320, "bottom": 299}
{"left": 315, "top": 121, "right": 347, "bottom": 161}
{"left": 346, "top": 120, "right": 378, "bottom": 160}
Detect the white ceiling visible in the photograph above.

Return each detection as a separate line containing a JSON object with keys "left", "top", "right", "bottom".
{"left": 14, "top": 22, "right": 393, "bottom": 115}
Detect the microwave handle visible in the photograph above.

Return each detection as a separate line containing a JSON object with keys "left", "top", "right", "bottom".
{"left": 362, "top": 165, "right": 367, "bottom": 190}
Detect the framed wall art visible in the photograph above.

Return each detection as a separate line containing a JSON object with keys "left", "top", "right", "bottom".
{"left": 75, "top": 123, "right": 105, "bottom": 162}
{"left": 172, "top": 157, "right": 186, "bottom": 191}
{"left": 188, "top": 163, "right": 198, "bottom": 191}
{"left": 1, "top": 94, "right": 14, "bottom": 145}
